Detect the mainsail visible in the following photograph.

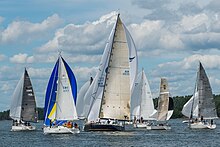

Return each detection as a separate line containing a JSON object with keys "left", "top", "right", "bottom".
{"left": 10, "top": 68, "right": 37, "bottom": 122}
{"left": 182, "top": 62, "right": 217, "bottom": 119}
{"left": 131, "top": 69, "right": 155, "bottom": 120}
{"left": 151, "top": 78, "right": 173, "bottom": 121}
{"left": 44, "top": 55, "right": 78, "bottom": 126}
{"left": 86, "top": 13, "right": 138, "bottom": 122}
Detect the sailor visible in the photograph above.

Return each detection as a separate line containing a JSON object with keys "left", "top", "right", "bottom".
{"left": 211, "top": 119, "right": 213, "bottom": 125}
{"left": 140, "top": 117, "right": 143, "bottom": 123}
{"left": 49, "top": 119, "right": 52, "bottom": 128}
{"left": 74, "top": 123, "right": 78, "bottom": 128}
{"left": 134, "top": 116, "right": 137, "bottom": 124}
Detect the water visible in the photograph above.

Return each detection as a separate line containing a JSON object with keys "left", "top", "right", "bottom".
{"left": 0, "top": 119, "right": 220, "bottom": 147}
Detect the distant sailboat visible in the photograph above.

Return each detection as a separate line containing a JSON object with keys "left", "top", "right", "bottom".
{"left": 182, "top": 62, "right": 217, "bottom": 129}
{"left": 43, "top": 54, "right": 80, "bottom": 134}
{"left": 84, "top": 13, "right": 138, "bottom": 131}
{"left": 76, "top": 77, "right": 93, "bottom": 119}
{"left": 147, "top": 78, "right": 174, "bottom": 130}
{"left": 131, "top": 68, "right": 156, "bottom": 128}
{"left": 10, "top": 68, "right": 38, "bottom": 131}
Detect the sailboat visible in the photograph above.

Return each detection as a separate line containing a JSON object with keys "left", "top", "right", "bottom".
{"left": 84, "top": 13, "right": 138, "bottom": 131}
{"left": 182, "top": 62, "right": 218, "bottom": 129}
{"left": 146, "top": 78, "right": 174, "bottom": 130}
{"left": 10, "top": 68, "right": 38, "bottom": 131}
{"left": 43, "top": 54, "right": 80, "bottom": 134}
{"left": 131, "top": 68, "right": 156, "bottom": 128}
{"left": 76, "top": 77, "right": 93, "bottom": 119}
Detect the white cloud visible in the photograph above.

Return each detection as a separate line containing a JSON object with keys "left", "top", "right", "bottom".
{"left": 10, "top": 53, "right": 35, "bottom": 64}
{"left": 150, "top": 54, "right": 220, "bottom": 96}
{"left": 37, "top": 11, "right": 117, "bottom": 53}
{"left": 0, "top": 14, "right": 63, "bottom": 44}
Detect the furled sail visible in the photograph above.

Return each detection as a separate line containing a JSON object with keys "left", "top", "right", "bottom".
{"left": 86, "top": 13, "right": 138, "bottom": 122}
{"left": 131, "top": 69, "right": 155, "bottom": 120}
{"left": 44, "top": 55, "right": 78, "bottom": 126}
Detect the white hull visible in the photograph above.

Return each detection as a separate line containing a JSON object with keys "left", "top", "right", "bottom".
{"left": 43, "top": 126, "right": 80, "bottom": 134}
{"left": 189, "top": 122, "right": 216, "bottom": 129}
{"left": 11, "top": 124, "right": 36, "bottom": 131}
{"left": 133, "top": 123, "right": 150, "bottom": 128}
{"left": 146, "top": 125, "right": 171, "bottom": 130}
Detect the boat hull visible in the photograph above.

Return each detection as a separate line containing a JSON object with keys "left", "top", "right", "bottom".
{"left": 189, "top": 122, "right": 216, "bottom": 129}
{"left": 146, "top": 125, "right": 171, "bottom": 130}
{"left": 43, "top": 126, "right": 80, "bottom": 134}
{"left": 84, "top": 123, "right": 125, "bottom": 131}
{"left": 11, "top": 124, "right": 36, "bottom": 131}
{"left": 133, "top": 123, "right": 148, "bottom": 128}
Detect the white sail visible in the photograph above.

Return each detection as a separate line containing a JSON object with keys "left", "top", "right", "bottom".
{"left": 182, "top": 92, "right": 199, "bottom": 118}
{"left": 10, "top": 73, "right": 24, "bottom": 120}
{"left": 76, "top": 80, "right": 91, "bottom": 119}
{"left": 131, "top": 69, "right": 155, "bottom": 120}
{"left": 55, "top": 57, "right": 78, "bottom": 120}
{"left": 87, "top": 14, "right": 138, "bottom": 122}
{"left": 86, "top": 15, "right": 118, "bottom": 122}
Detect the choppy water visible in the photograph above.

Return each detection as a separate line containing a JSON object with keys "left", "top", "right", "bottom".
{"left": 0, "top": 119, "right": 220, "bottom": 147}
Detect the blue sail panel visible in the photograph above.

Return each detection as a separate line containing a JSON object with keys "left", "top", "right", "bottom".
{"left": 61, "top": 57, "right": 77, "bottom": 105}
{"left": 44, "top": 59, "right": 59, "bottom": 126}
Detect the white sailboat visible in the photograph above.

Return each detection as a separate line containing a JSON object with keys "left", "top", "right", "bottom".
{"left": 10, "top": 68, "right": 38, "bottom": 131}
{"left": 76, "top": 77, "right": 93, "bottom": 119}
{"left": 43, "top": 54, "right": 80, "bottom": 134}
{"left": 182, "top": 62, "right": 218, "bottom": 129}
{"left": 131, "top": 68, "right": 156, "bottom": 128}
{"left": 146, "top": 78, "right": 174, "bottom": 130}
{"left": 84, "top": 13, "right": 138, "bottom": 131}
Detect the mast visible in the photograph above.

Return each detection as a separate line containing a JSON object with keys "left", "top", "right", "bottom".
{"left": 189, "top": 64, "right": 199, "bottom": 122}
{"left": 139, "top": 68, "right": 144, "bottom": 118}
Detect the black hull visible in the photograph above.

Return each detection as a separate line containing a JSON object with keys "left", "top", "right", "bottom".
{"left": 84, "top": 123, "right": 125, "bottom": 131}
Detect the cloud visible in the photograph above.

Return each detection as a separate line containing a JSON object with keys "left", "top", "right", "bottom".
{"left": 150, "top": 54, "right": 220, "bottom": 95}
{"left": 132, "top": 0, "right": 170, "bottom": 10}
{"left": 9, "top": 53, "right": 35, "bottom": 64}
{"left": 37, "top": 11, "right": 117, "bottom": 54}
{"left": 205, "top": 0, "right": 220, "bottom": 12}
{"left": 0, "top": 14, "right": 63, "bottom": 44}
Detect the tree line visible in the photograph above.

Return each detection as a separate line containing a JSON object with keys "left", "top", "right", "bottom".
{"left": 1, "top": 95, "right": 220, "bottom": 120}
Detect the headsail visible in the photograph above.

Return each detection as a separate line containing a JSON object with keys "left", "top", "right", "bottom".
{"left": 10, "top": 72, "right": 25, "bottom": 120}
{"left": 131, "top": 69, "right": 155, "bottom": 120}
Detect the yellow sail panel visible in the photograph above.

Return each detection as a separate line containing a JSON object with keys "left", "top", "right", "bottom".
{"left": 100, "top": 17, "right": 131, "bottom": 120}
{"left": 48, "top": 103, "right": 56, "bottom": 120}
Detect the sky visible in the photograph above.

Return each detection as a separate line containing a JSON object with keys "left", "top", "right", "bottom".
{"left": 1, "top": 0, "right": 220, "bottom": 111}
